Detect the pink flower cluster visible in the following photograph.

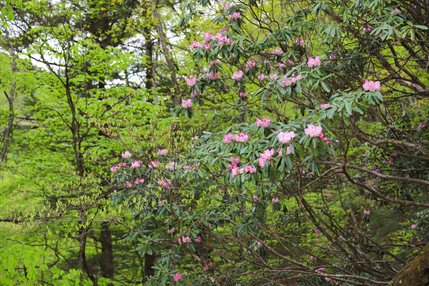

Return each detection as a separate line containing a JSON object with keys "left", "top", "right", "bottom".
{"left": 307, "top": 56, "right": 321, "bottom": 68}
{"left": 281, "top": 74, "right": 302, "bottom": 87}
{"left": 186, "top": 76, "right": 197, "bottom": 86}
{"left": 224, "top": 2, "right": 231, "bottom": 11}
{"left": 259, "top": 149, "right": 274, "bottom": 168}
{"left": 257, "top": 241, "right": 263, "bottom": 247}
{"left": 363, "top": 210, "right": 370, "bottom": 215}
{"left": 239, "top": 92, "right": 248, "bottom": 97}
{"left": 174, "top": 273, "right": 182, "bottom": 281}
{"left": 362, "top": 79, "right": 381, "bottom": 92}
{"left": 231, "top": 164, "right": 257, "bottom": 177}
{"left": 228, "top": 12, "right": 240, "bottom": 19}
{"left": 278, "top": 131, "right": 296, "bottom": 144}
{"left": 190, "top": 41, "right": 212, "bottom": 50}
{"left": 304, "top": 124, "right": 323, "bottom": 137}
{"left": 256, "top": 118, "right": 271, "bottom": 128}
{"left": 273, "top": 48, "right": 283, "bottom": 55}
{"left": 321, "top": 104, "right": 331, "bottom": 108}
{"left": 208, "top": 70, "right": 220, "bottom": 80}
{"left": 277, "top": 62, "right": 286, "bottom": 69}
{"left": 362, "top": 27, "right": 372, "bottom": 33}
{"left": 272, "top": 197, "right": 279, "bottom": 203}
{"left": 131, "top": 160, "right": 142, "bottom": 168}
{"left": 270, "top": 74, "right": 279, "bottom": 80}
{"left": 223, "top": 132, "right": 249, "bottom": 143}
{"left": 178, "top": 236, "right": 191, "bottom": 244}
{"left": 246, "top": 60, "right": 256, "bottom": 70}
{"left": 182, "top": 99, "right": 193, "bottom": 108}
{"left": 391, "top": 8, "right": 401, "bottom": 15}
{"left": 157, "top": 178, "right": 172, "bottom": 188}
{"left": 277, "top": 147, "right": 291, "bottom": 157}
{"left": 232, "top": 70, "right": 244, "bottom": 80}
{"left": 135, "top": 178, "right": 144, "bottom": 184}
{"left": 257, "top": 74, "right": 265, "bottom": 81}
{"left": 209, "top": 59, "right": 219, "bottom": 65}
{"left": 295, "top": 38, "right": 305, "bottom": 46}
{"left": 191, "top": 90, "right": 200, "bottom": 98}
{"left": 122, "top": 151, "right": 132, "bottom": 158}
{"left": 204, "top": 261, "right": 213, "bottom": 270}
{"left": 148, "top": 161, "right": 160, "bottom": 169}
{"left": 158, "top": 149, "right": 167, "bottom": 155}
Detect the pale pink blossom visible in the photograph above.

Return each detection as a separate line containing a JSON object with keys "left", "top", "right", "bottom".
{"left": 111, "top": 166, "right": 119, "bottom": 172}
{"left": 191, "top": 90, "right": 200, "bottom": 98}
{"left": 195, "top": 236, "right": 201, "bottom": 242}
{"left": 234, "top": 132, "right": 249, "bottom": 143}
{"left": 157, "top": 178, "right": 171, "bottom": 188}
{"left": 270, "top": 74, "right": 279, "bottom": 80}
{"left": 203, "top": 42, "right": 212, "bottom": 50}
{"left": 190, "top": 41, "right": 204, "bottom": 49}
{"left": 257, "top": 241, "right": 263, "bottom": 247}
{"left": 223, "top": 132, "right": 234, "bottom": 143}
{"left": 246, "top": 60, "right": 256, "bottom": 70}
{"left": 119, "top": 162, "right": 127, "bottom": 167}
{"left": 224, "top": 2, "right": 231, "bottom": 11}
{"left": 257, "top": 74, "right": 265, "bottom": 81}
{"left": 122, "top": 151, "right": 132, "bottom": 158}
{"left": 412, "top": 224, "right": 417, "bottom": 229}
{"left": 321, "top": 104, "right": 331, "bottom": 108}
{"left": 259, "top": 149, "right": 275, "bottom": 168}
{"left": 362, "top": 79, "right": 381, "bottom": 92}
{"left": 231, "top": 166, "right": 239, "bottom": 177}
{"left": 362, "top": 27, "right": 372, "bottom": 33}
{"left": 126, "top": 181, "right": 132, "bottom": 188}
{"left": 148, "top": 161, "right": 160, "bottom": 169}
{"left": 182, "top": 99, "right": 193, "bottom": 108}
{"left": 186, "top": 76, "right": 197, "bottom": 86}
{"left": 278, "top": 131, "right": 296, "bottom": 144}
{"left": 363, "top": 210, "right": 370, "bottom": 215}
{"left": 324, "top": 277, "right": 331, "bottom": 281}
{"left": 174, "top": 273, "right": 183, "bottom": 281}
{"left": 232, "top": 70, "right": 244, "bottom": 80}
{"left": 295, "top": 38, "right": 305, "bottom": 46}
{"left": 229, "top": 156, "right": 240, "bottom": 165}
{"left": 165, "top": 161, "right": 178, "bottom": 171}
{"left": 418, "top": 123, "right": 426, "bottom": 129}
{"left": 204, "top": 32, "right": 213, "bottom": 42}
{"left": 208, "top": 70, "right": 220, "bottom": 80}
{"left": 253, "top": 195, "right": 259, "bottom": 201}
{"left": 319, "top": 268, "right": 326, "bottom": 272}
{"left": 305, "top": 124, "right": 323, "bottom": 137}
{"left": 307, "top": 56, "right": 321, "bottom": 68}
{"left": 135, "top": 178, "right": 144, "bottom": 184}
{"left": 228, "top": 12, "right": 240, "bottom": 19}
{"left": 272, "top": 197, "right": 279, "bottom": 203}
{"left": 239, "top": 92, "right": 248, "bottom": 97}
{"left": 158, "top": 149, "right": 168, "bottom": 155}
{"left": 131, "top": 160, "right": 142, "bottom": 168}
{"left": 391, "top": 8, "right": 401, "bottom": 15}
{"left": 167, "top": 228, "right": 175, "bottom": 233}
{"left": 209, "top": 59, "right": 219, "bottom": 65}
{"left": 273, "top": 48, "right": 283, "bottom": 55}
{"left": 256, "top": 118, "right": 271, "bottom": 128}
{"left": 277, "top": 63, "right": 286, "bottom": 69}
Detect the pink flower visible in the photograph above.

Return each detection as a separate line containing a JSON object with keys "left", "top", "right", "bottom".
{"left": 391, "top": 8, "right": 401, "bottom": 15}
{"left": 231, "top": 166, "right": 239, "bottom": 177}
{"left": 278, "top": 131, "right": 296, "bottom": 144}
{"left": 174, "top": 273, "right": 183, "bottom": 281}
{"left": 229, "top": 156, "right": 240, "bottom": 165}
{"left": 362, "top": 79, "right": 381, "bottom": 92}
{"left": 257, "top": 74, "right": 265, "bottom": 81}
{"left": 135, "top": 178, "right": 144, "bottom": 184}
{"left": 209, "top": 59, "right": 219, "bottom": 65}
{"left": 181, "top": 236, "right": 191, "bottom": 243}
{"left": 256, "top": 118, "right": 271, "bottom": 128}
{"left": 167, "top": 227, "right": 175, "bottom": 233}
{"left": 234, "top": 132, "right": 249, "bottom": 143}
{"left": 259, "top": 149, "right": 275, "bottom": 168}
{"left": 195, "top": 236, "right": 201, "bottom": 242}
{"left": 310, "top": 256, "right": 316, "bottom": 260}
{"left": 321, "top": 104, "right": 331, "bottom": 108}
{"left": 273, "top": 48, "right": 283, "bottom": 55}
{"left": 277, "top": 63, "right": 286, "bottom": 69}
{"left": 307, "top": 56, "right": 321, "bottom": 68}
{"left": 190, "top": 41, "right": 204, "bottom": 49}
{"left": 316, "top": 229, "right": 321, "bottom": 234}
{"left": 148, "top": 161, "right": 160, "bottom": 169}
{"left": 253, "top": 195, "right": 259, "bottom": 201}
{"left": 208, "top": 70, "right": 220, "bottom": 80}
{"left": 111, "top": 166, "right": 119, "bottom": 172}
{"left": 362, "top": 27, "right": 372, "bottom": 33}
{"left": 204, "top": 32, "right": 213, "bottom": 42}
{"left": 190, "top": 90, "right": 200, "bottom": 98}
{"left": 412, "top": 224, "right": 417, "bottom": 229}
{"left": 257, "top": 241, "right": 263, "bottom": 247}
{"left": 122, "top": 151, "right": 132, "bottom": 158}
{"left": 246, "top": 60, "right": 256, "bottom": 70}
{"left": 363, "top": 210, "right": 370, "bottom": 215}
{"left": 224, "top": 2, "right": 231, "bottom": 11}
{"left": 228, "top": 12, "right": 240, "bottom": 19}
{"left": 223, "top": 132, "right": 234, "bottom": 143}
{"left": 126, "top": 181, "right": 132, "bottom": 188}
{"left": 272, "top": 197, "right": 279, "bottom": 203}
{"left": 119, "top": 162, "right": 127, "bottom": 167}
{"left": 182, "top": 99, "right": 193, "bottom": 108}
{"left": 305, "top": 124, "right": 323, "bottom": 137}
{"left": 158, "top": 149, "right": 168, "bottom": 155}
{"left": 324, "top": 277, "right": 331, "bottom": 281}
{"left": 295, "top": 38, "right": 305, "bottom": 46}
{"left": 186, "top": 76, "right": 197, "bottom": 86}
{"left": 131, "top": 160, "right": 142, "bottom": 168}
{"left": 270, "top": 74, "right": 279, "bottom": 80}
{"left": 232, "top": 70, "right": 244, "bottom": 80}
{"left": 319, "top": 268, "right": 326, "bottom": 272}
{"left": 418, "top": 123, "right": 426, "bottom": 129}
{"left": 239, "top": 92, "right": 248, "bottom": 97}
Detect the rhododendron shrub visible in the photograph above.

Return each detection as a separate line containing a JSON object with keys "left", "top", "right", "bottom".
{"left": 111, "top": 0, "right": 429, "bottom": 285}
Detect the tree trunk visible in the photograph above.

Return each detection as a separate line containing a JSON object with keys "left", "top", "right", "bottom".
{"left": 99, "top": 222, "right": 114, "bottom": 279}
{"left": 392, "top": 243, "right": 429, "bottom": 286}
